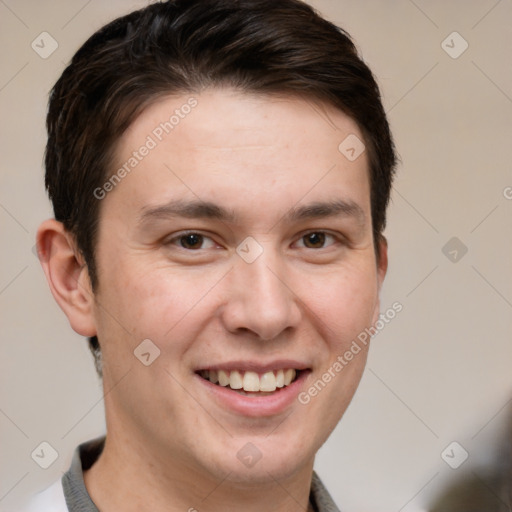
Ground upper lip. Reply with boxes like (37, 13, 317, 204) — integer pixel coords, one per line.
(195, 360, 310, 373)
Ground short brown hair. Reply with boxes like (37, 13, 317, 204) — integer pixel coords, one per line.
(45, 0, 396, 373)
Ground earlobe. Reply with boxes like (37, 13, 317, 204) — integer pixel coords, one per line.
(36, 219, 97, 337)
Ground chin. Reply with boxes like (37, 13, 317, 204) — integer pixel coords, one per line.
(202, 434, 315, 485)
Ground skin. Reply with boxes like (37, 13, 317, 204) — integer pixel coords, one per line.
(37, 88, 387, 512)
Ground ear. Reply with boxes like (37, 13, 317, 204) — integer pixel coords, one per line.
(36, 219, 97, 337)
(376, 235, 388, 291)
(371, 235, 389, 325)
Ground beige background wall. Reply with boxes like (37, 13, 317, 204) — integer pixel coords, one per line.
(1, 1, 511, 510)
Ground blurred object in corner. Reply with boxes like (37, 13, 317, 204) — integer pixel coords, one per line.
(429, 406, 511, 511)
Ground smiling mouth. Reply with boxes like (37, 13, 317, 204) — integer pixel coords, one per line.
(197, 369, 302, 396)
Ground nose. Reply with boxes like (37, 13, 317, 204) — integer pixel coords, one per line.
(219, 247, 302, 341)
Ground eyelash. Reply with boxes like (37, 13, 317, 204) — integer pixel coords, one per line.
(165, 230, 341, 251)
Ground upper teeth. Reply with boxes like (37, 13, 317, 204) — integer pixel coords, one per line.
(202, 369, 297, 392)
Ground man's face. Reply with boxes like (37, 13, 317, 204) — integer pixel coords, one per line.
(90, 89, 386, 481)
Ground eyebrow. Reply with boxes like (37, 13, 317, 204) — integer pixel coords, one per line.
(137, 198, 365, 226)
(284, 199, 365, 225)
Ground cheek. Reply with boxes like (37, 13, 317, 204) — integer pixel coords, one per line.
(95, 259, 226, 346)
(295, 262, 378, 434)
(296, 260, 379, 347)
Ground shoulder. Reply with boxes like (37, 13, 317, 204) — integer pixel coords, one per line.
(17, 479, 67, 512)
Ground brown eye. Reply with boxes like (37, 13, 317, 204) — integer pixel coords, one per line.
(166, 231, 217, 251)
(180, 233, 204, 249)
(302, 232, 326, 248)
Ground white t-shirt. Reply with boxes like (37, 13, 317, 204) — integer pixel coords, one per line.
(17, 479, 67, 512)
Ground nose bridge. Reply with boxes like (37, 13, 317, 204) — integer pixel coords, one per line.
(245, 253, 287, 304)
(222, 240, 301, 340)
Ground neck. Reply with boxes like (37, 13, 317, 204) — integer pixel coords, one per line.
(83, 433, 316, 512)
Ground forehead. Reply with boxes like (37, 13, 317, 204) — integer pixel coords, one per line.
(105, 88, 370, 227)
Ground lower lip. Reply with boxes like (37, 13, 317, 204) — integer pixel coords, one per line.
(195, 371, 310, 417)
